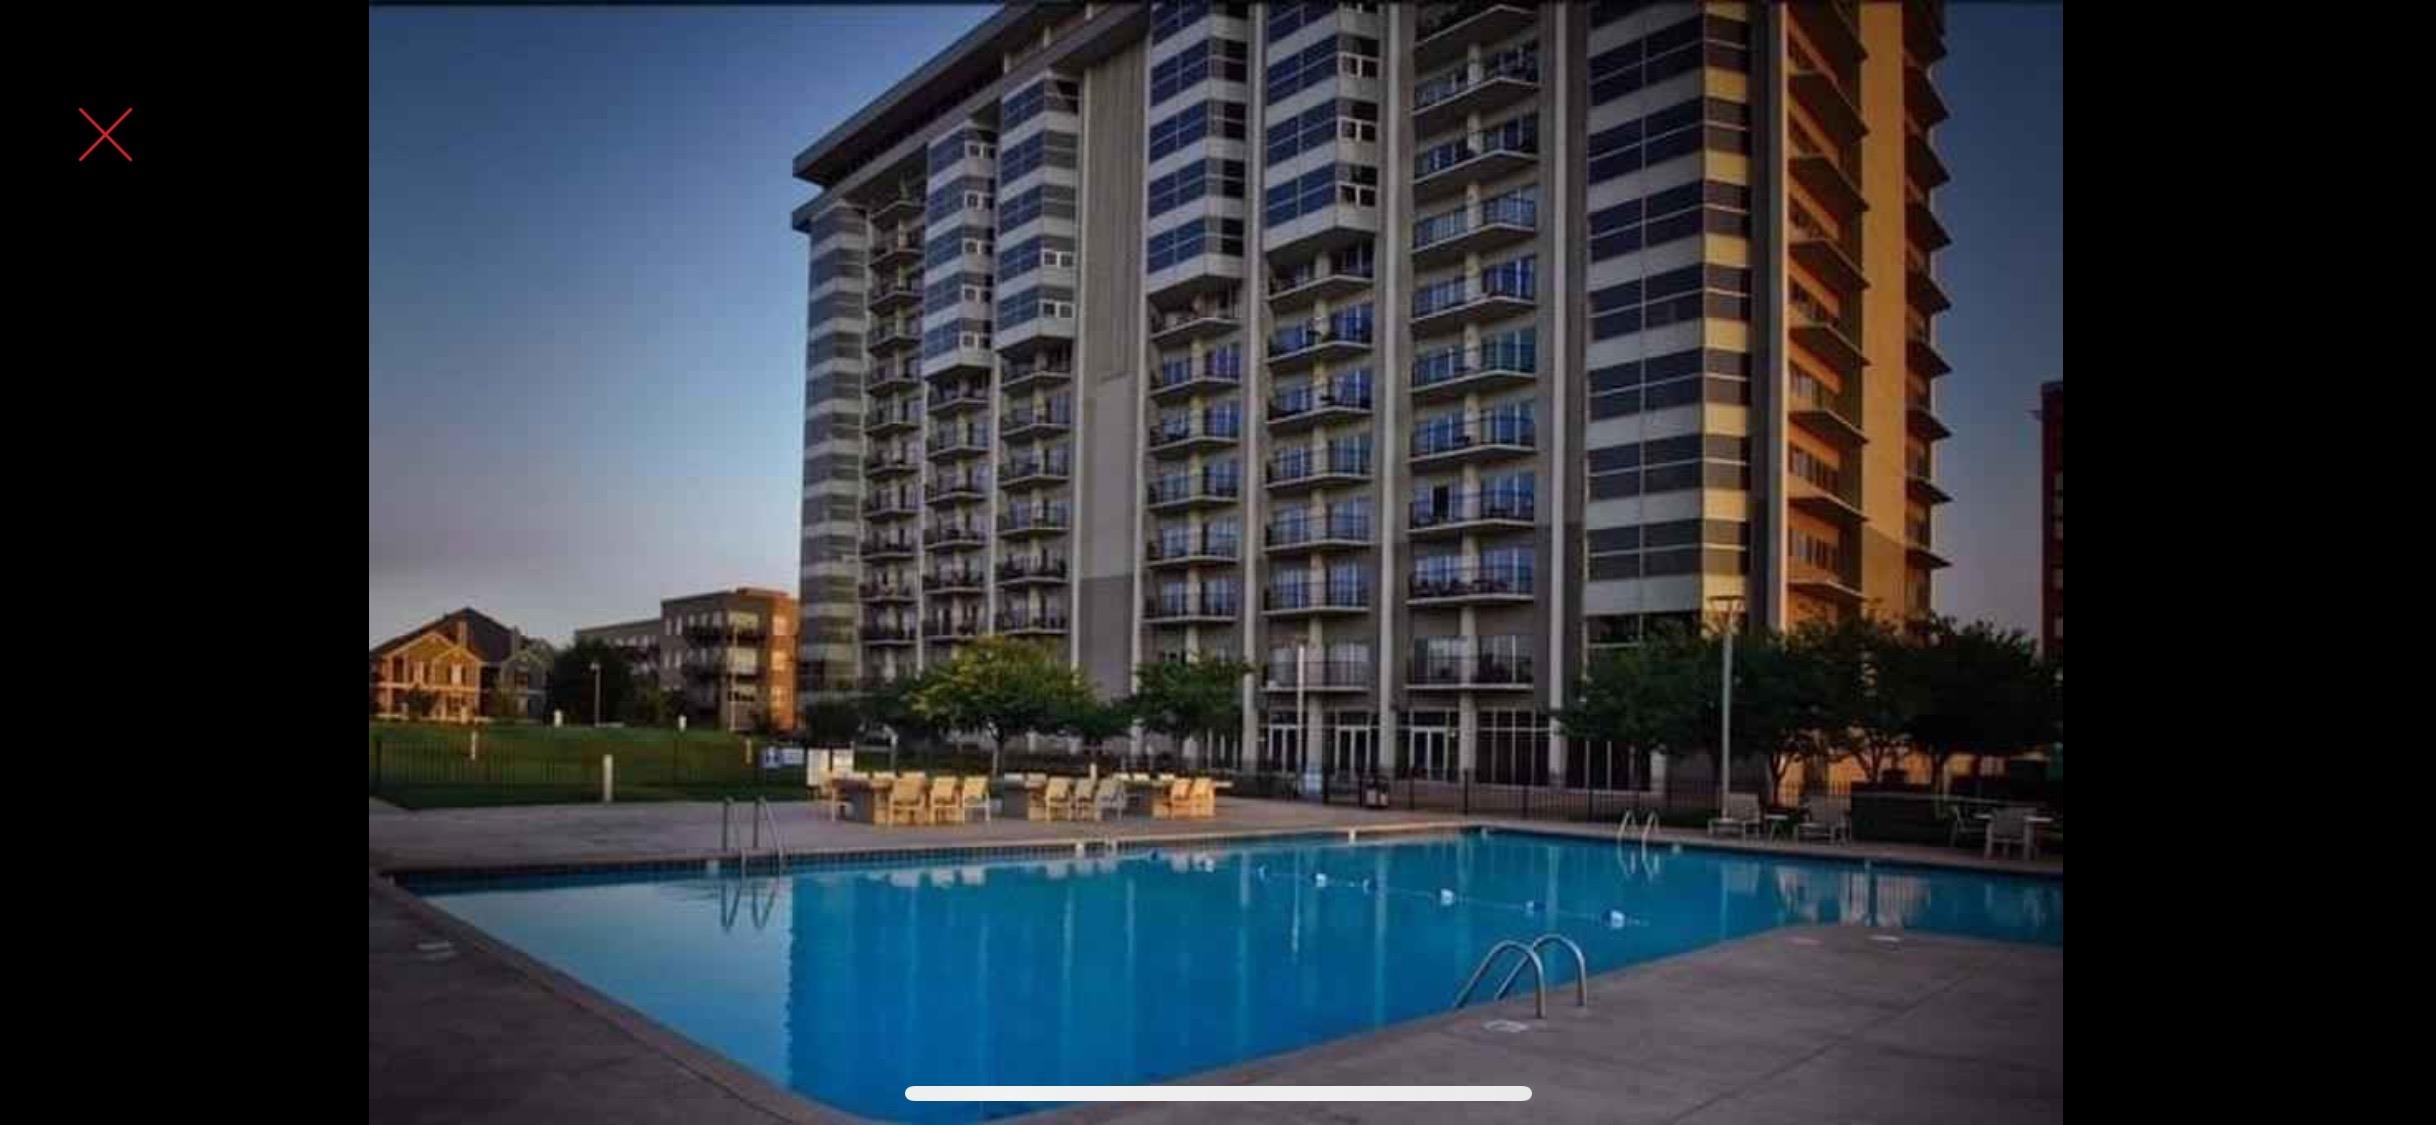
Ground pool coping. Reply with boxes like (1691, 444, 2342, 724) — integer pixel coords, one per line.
(373, 814, 2062, 1123)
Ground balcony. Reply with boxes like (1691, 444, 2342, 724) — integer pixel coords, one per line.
(922, 345, 995, 381)
(925, 477, 987, 506)
(997, 505, 1071, 538)
(1410, 412, 1537, 469)
(867, 402, 923, 437)
(1908, 265, 1951, 314)
(864, 449, 919, 479)
(926, 430, 991, 462)
(1907, 0, 1949, 62)
(866, 278, 921, 314)
(869, 231, 922, 268)
(1407, 565, 1535, 607)
(1908, 129, 1950, 191)
(1145, 536, 1241, 570)
(997, 555, 1070, 586)
(995, 314, 1074, 362)
(1789, 208, 1867, 297)
(1908, 330, 1953, 379)
(999, 402, 1072, 442)
(1000, 359, 1073, 395)
(1146, 474, 1243, 513)
(1148, 413, 1242, 455)
(1409, 491, 1535, 537)
(869, 319, 922, 354)
(1907, 536, 1952, 571)
(923, 569, 986, 595)
(1907, 465, 1952, 506)
(870, 192, 923, 224)
(1143, 593, 1240, 625)
(1411, 341, 1536, 403)
(1266, 318, 1374, 374)
(1262, 658, 1374, 693)
(1789, 374, 1866, 448)
(1406, 653, 1536, 691)
(1788, 472, 1867, 524)
(868, 364, 918, 394)
(1265, 448, 1372, 494)
(1265, 382, 1372, 433)
(998, 453, 1071, 489)
(1265, 513, 1373, 553)
(862, 493, 919, 519)
(860, 536, 916, 561)
(1149, 306, 1242, 349)
(1413, 2, 1537, 71)
(1411, 194, 1538, 270)
(1410, 272, 1537, 336)
(1788, 560, 1865, 607)
(861, 624, 917, 646)
(859, 581, 917, 605)
(1413, 48, 1540, 139)
(922, 525, 987, 551)
(1790, 0, 1867, 74)
(1907, 400, 1952, 441)
(1148, 359, 1242, 404)
(1261, 583, 1372, 618)
(1907, 64, 1950, 128)
(995, 607, 1069, 636)
(1412, 126, 1540, 205)
(1788, 50, 1866, 147)
(925, 619, 984, 641)
(1267, 264, 1375, 311)
(1908, 200, 1952, 251)
(929, 384, 991, 417)
(1789, 143, 1867, 222)
(1788, 291, 1866, 380)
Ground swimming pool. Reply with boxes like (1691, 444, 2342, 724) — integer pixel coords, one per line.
(411, 829, 2061, 1121)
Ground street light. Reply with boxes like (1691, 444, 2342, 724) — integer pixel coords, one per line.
(590, 660, 603, 727)
(1708, 595, 1745, 818)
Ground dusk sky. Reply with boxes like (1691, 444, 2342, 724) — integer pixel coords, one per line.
(369, 4, 2061, 648)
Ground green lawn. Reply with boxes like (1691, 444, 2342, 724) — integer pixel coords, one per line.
(368, 721, 812, 809)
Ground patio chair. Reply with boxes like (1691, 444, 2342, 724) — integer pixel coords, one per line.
(1707, 793, 1762, 838)
(1793, 796, 1851, 844)
(1024, 772, 1049, 788)
(958, 776, 991, 823)
(1188, 776, 1216, 818)
(811, 775, 850, 821)
(1152, 778, 1193, 819)
(1091, 776, 1128, 820)
(1985, 807, 2033, 859)
(886, 775, 931, 826)
(928, 776, 964, 824)
(1041, 776, 1074, 821)
(1947, 804, 1988, 850)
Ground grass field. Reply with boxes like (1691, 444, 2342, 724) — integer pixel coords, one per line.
(368, 721, 814, 809)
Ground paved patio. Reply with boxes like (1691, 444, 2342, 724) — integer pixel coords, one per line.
(369, 797, 2062, 1123)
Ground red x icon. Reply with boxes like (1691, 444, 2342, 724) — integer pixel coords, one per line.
(80, 107, 132, 162)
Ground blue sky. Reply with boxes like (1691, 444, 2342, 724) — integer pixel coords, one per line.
(369, 5, 2061, 647)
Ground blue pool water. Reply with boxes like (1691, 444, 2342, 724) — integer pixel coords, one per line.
(415, 830, 2060, 1120)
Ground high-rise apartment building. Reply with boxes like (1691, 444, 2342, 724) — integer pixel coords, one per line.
(2039, 379, 2061, 661)
(576, 587, 800, 732)
(793, 1, 1952, 784)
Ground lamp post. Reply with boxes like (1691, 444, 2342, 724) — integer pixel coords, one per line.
(590, 660, 603, 727)
(1709, 595, 1745, 817)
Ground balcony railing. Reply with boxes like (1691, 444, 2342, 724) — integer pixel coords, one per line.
(1149, 413, 1244, 449)
(1267, 445, 1373, 484)
(1267, 510, 1373, 548)
(1266, 380, 1373, 420)
(1263, 583, 1372, 612)
(922, 569, 987, 592)
(1144, 592, 1241, 620)
(1413, 122, 1538, 180)
(1407, 652, 1535, 686)
(994, 607, 1069, 632)
(999, 401, 1073, 435)
(998, 451, 1072, 482)
(1147, 534, 1241, 562)
(1267, 317, 1374, 359)
(1412, 411, 1537, 457)
(996, 555, 1069, 581)
(1412, 192, 1538, 252)
(1412, 268, 1536, 319)
(1414, 47, 1541, 112)
(929, 385, 991, 411)
(1265, 657, 1373, 689)
(1412, 338, 1536, 391)
(1409, 490, 1535, 529)
(1151, 358, 1245, 394)
(1147, 472, 1244, 506)
(1408, 563, 1535, 600)
(860, 536, 917, 556)
(858, 581, 917, 601)
(923, 525, 987, 547)
(997, 505, 1071, 534)
(924, 619, 984, 639)
(1267, 261, 1375, 299)
(861, 624, 917, 643)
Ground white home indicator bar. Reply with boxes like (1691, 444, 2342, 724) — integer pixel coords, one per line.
(906, 1086, 1532, 1103)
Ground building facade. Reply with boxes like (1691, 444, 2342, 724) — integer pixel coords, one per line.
(370, 607, 553, 723)
(792, 1, 1952, 782)
(576, 588, 800, 732)
(2039, 378, 2060, 661)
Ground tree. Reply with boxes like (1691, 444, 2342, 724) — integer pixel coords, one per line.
(1055, 695, 1135, 759)
(402, 687, 437, 721)
(1897, 616, 2054, 793)
(911, 637, 1097, 775)
(547, 641, 638, 726)
(1555, 623, 1711, 761)
(799, 699, 862, 748)
(859, 672, 939, 769)
(1731, 625, 1839, 808)
(1799, 615, 1915, 786)
(1129, 654, 1254, 767)
(485, 682, 526, 723)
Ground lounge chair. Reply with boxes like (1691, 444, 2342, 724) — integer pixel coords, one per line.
(886, 774, 931, 826)
(1152, 778, 1192, 819)
(958, 776, 991, 823)
(1707, 793, 1762, 838)
(1985, 807, 2032, 859)
(929, 776, 964, 824)
(1188, 776, 1216, 818)
(1793, 796, 1851, 844)
(1090, 776, 1127, 820)
(1041, 776, 1074, 821)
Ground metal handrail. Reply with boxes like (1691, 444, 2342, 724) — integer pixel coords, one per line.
(1495, 934, 1589, 1011)
(754, 797, 789, 873)
(1453, 939, 1548, 1019)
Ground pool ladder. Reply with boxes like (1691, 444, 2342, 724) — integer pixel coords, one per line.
(1452, 934, 1590, 1020)
(721, 797, 790, 878)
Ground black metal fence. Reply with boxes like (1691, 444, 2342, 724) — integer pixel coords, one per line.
(367, 730, 812, 807)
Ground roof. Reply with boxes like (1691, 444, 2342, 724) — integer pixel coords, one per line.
(370, 607, 525, 664)
(789, 5, 1044, 189)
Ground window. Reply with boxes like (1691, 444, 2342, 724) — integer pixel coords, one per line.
(1589, 13, 1749, 106)
(1151, 37, 1249, 106)
(1149, 99, 1248, 162)
(1590, 180, 1750, 261)
(1586, 97, 1750, 185)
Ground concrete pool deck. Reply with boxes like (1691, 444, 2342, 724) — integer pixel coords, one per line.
(368, 798, 2062, 1123)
